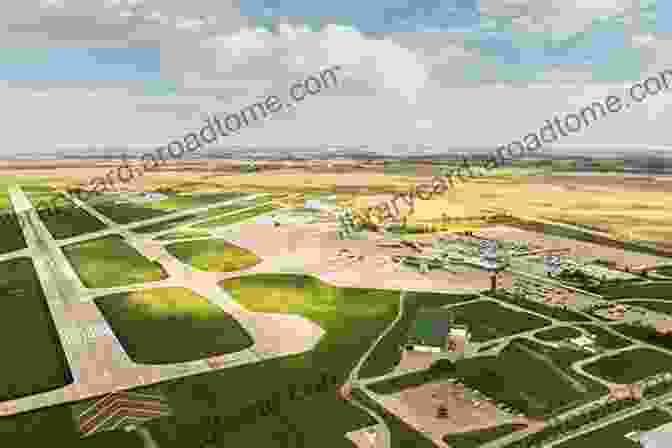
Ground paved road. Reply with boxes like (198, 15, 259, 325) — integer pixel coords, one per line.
(570, 344, 659, 388)
(345, 291, 408, 448)
(350, 291, 407, 384)
(9, 186, 87, 300)
(7, 185, 134, 384)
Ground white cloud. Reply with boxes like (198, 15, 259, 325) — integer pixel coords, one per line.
(175, 17, 205, 30)
(187, 24, 429, 104)
(479, 0, 637, 37)
(0, 0, 669, 154)
(632, 33, 655, 47)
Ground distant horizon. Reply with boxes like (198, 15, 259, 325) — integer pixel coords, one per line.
(4, 145, 672, 160)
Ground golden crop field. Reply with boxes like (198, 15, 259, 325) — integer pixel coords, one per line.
(12, 161, 672, 243)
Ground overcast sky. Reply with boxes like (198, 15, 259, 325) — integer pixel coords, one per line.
(1, 0, 670, 155)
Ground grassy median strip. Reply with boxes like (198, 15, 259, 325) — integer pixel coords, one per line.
(201, 195, 274, 217)
(91, 202, 170, 224)
(534, 326, 582, 341)
(146, 192, 248, 211)
(87, 192, 251, 224)
(135, 196, 273, 234)
(600, 281, 672, 299)
(552, 408, 672, 448)
(193, 203, 278, 228)
(154, 229, 212, 240)
(443, 423, 528, 448)
(131, 213, 199, 234)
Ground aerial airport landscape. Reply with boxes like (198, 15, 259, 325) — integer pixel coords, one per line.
(4, 156, 672, 448)
(4, 1, 672, 448)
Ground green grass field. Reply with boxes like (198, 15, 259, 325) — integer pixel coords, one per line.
(91, 202, 170, 224)
(0, 212, 26, 254)
(137, 195, 275, 235)
(367, 360, 458, 394)
(18, 184, 55, 193)
(124, 274, 403, 447)
(447, 300, 551, 342)
(154, 229, 212, 240)
(94, 288, 253, 364)
(147, 192, 248, 210)
(193, 203, 279, 228)
(443, 424, 527, 448)
(199, 393, 375, 448)
(165, 239, 261, 272)
(0, 194, 11, 209)
(0, 406, 84, 447)
(29, 193, 107, 239)
(217, 277, 400, 373)
(183, 389, 376, 448)
(582, 348, 672, 384)
(534, 326, 582, 341)
(0, 258, 72, 401)
(63, 235, 167, 287)
(0, 190, 27, 254)
(452, 338, 607, 418)
(0, 403, 147, 448)
(218, 274, 402, 376)
(654, 266, 672, 276)
(553, 408, 671, 448)
(199, 195, 274, 218)
(358, 291, 480, 379)
(612, 323, 672, 352)
(513, 337, 595, 370)
(131, 213, 199, 233)
(89, 192, 251, 224)
(215, 275, 404, 387)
